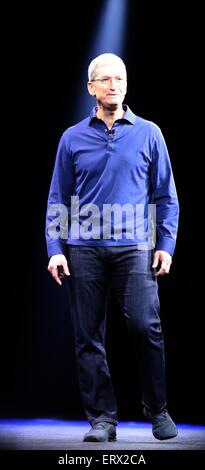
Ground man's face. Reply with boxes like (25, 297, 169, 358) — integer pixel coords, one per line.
(87, 62, 127, 109)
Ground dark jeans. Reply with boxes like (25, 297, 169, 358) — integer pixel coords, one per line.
(66, 245, 167, 426)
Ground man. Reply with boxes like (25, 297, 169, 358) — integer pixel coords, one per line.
(46, 53, 179, 442)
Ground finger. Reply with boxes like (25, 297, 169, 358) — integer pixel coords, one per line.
(52, 267, 62, 285)
(152, 255, 159, 268)
(62, 263, 70, 276)
(57, 264, 70, 279)
(49, 265, 62, 285)
(161, 260, 171, 272)
(155, 261, 171, 277)
(155, 267, 166, 277)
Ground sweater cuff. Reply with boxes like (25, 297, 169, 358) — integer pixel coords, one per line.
(47, 242, 66, 258)
(155, 237, 176, 256)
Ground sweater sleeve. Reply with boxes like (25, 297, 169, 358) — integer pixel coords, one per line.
(45, 133, 75, 257)
(150, 126, 179, 256)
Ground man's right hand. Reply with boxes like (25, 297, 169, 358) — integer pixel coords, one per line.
(47, 254, 70, 286)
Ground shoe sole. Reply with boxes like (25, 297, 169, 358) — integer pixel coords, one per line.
(153, 430, 178, 440)
(83, 434, 117, 442)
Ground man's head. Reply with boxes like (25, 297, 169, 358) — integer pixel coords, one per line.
(88, 53, 127, 82)
(87, 53, 127, 109)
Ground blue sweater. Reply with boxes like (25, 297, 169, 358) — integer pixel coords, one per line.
(46, 106, 179, 257)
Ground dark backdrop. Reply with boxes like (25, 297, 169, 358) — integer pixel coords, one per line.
(1, 2, 203, 424)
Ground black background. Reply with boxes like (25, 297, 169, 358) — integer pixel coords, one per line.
(1, 2, 203, 425)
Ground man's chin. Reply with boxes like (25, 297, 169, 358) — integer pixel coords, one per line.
(105, 101, 121, 111)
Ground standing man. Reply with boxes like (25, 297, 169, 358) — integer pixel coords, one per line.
(46, 53, 179, 442)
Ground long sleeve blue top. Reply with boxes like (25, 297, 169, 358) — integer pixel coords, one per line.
(46, 105, 179, 257)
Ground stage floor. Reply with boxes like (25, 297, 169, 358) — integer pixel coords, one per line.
(0, 419, 205, 450)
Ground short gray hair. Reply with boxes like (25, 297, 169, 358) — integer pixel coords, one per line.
(88, 53, 126, 81)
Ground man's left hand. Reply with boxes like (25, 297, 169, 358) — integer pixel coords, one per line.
(152, 250, 172, 277)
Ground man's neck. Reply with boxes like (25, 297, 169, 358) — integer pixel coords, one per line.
(96, 106, 124, 130)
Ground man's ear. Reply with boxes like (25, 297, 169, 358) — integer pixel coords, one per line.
(87, 81, 96, 96)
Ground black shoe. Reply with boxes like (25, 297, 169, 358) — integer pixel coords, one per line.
(143, 407, 178, 440)
(83, 422, 117, 442)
